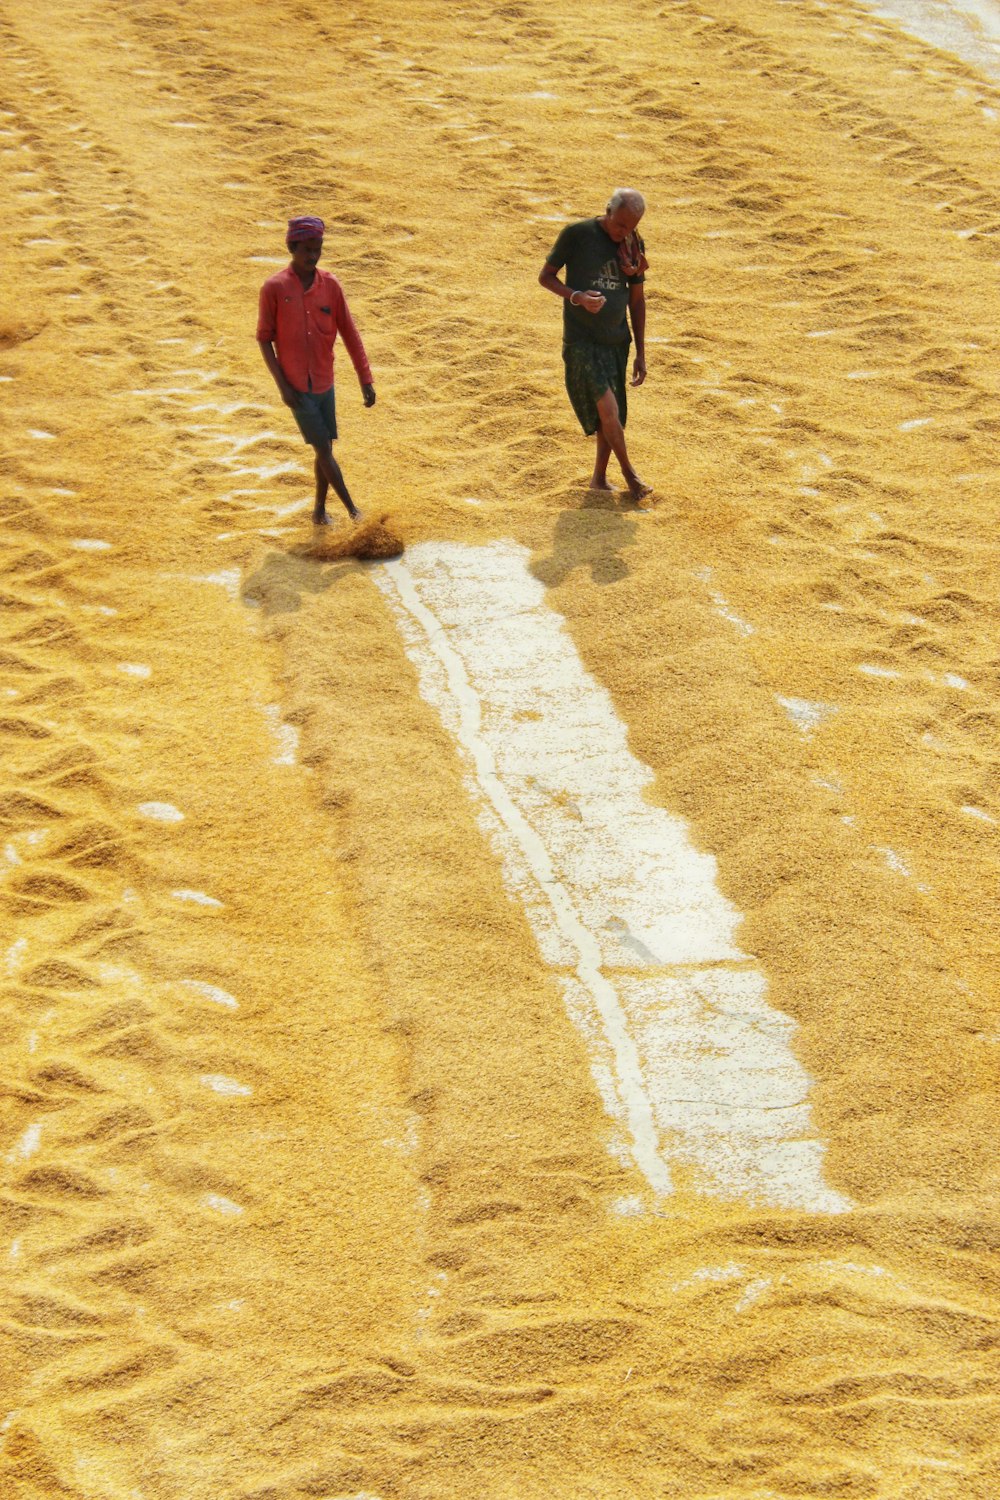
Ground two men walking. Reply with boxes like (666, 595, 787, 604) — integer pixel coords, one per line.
(257, 189, 651, 525)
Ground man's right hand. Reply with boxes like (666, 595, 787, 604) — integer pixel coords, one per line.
(280, 382, 300, 410)
(576, 291, 606, 314)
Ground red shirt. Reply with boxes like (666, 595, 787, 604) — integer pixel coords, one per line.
(256, 265, 372, 394)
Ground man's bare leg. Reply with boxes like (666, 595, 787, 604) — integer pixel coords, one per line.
(311, 441, 361, 525)
(590, 430, 614, 491)
(595, 387, 652, 502)
(313, 454, 330, 521)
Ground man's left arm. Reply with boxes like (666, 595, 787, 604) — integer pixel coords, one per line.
(335, 286, 376, 407)
(629, 282, 646, 387)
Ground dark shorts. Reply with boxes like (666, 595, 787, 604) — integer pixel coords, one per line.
(562, 339, 629, 437)
(291, 386, 337, 447)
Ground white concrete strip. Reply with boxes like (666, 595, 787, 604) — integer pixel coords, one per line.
(855, 0, 1000, 83)
(261, 704, 299, 765)
(200, 1074, 251, 1097)
(6, 1122, 41, 1164)
(179, 980, 238, 1009)
(776, 696, 838, 735)
(137, 801, 184, 823)
(202, 1194, 243, 1215)
(376, 541, 849, 1213)
(172, 889, 224, 908)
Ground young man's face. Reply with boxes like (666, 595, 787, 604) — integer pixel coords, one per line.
(290, 236, 323, 272)
(602, 206, 643, 243)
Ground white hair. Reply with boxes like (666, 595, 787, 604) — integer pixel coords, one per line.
(607, 187, 646, 216)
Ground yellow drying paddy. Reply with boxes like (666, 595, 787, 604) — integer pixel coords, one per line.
(1, 0, 998, 1496)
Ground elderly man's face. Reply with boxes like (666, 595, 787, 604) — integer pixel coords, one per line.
(603, 205, 643, 243)
(290, 236, 323, 271)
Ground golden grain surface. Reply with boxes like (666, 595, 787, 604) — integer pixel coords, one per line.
(1, 2, 998, 1496)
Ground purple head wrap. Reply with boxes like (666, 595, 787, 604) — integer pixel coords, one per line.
(286, 214, 325, 246)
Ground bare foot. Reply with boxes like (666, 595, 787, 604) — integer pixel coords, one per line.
(627, 477, 653, 503)
(589, 478, 615, 492)
(347, 507, 364, 524)
(312, 511, 331, 526)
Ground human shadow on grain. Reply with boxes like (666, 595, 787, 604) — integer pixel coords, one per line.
(242, 515, 404, 613)
(240, 551, 355, 615)
(531, 492, 640, 589)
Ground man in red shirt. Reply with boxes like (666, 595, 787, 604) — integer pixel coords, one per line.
(257, 214, 376, 525)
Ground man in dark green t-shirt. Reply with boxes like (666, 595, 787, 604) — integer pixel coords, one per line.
(539, 187, 651, 502)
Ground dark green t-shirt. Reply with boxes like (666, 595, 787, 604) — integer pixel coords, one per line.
(546, 218, 644, 347)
